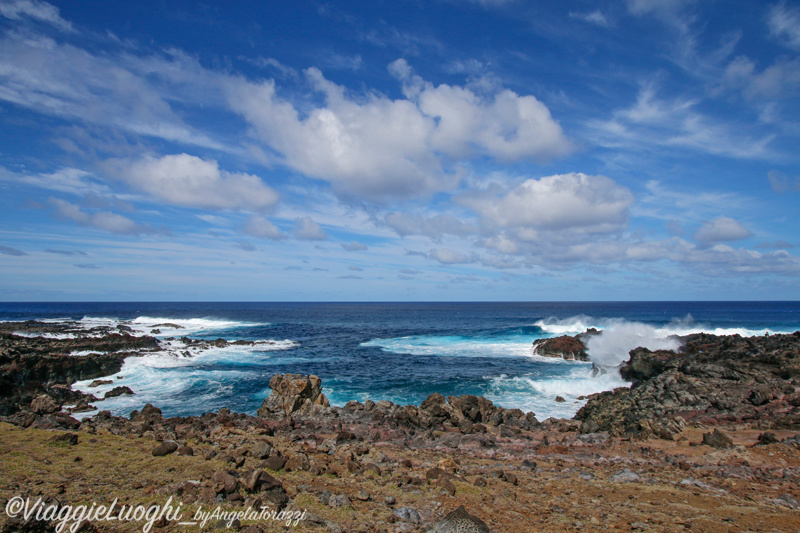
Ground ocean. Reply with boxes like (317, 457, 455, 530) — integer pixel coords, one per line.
(2, 301, 799, 421)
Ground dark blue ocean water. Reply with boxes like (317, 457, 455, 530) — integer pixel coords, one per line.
(1, 301, 799, 420)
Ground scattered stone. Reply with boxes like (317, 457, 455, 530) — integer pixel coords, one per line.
(211, 471, 238, 494)
(610, 469, 641, 483)
(249, 440, 272, 459)
(703, 429, 734, 449)
(262, 455, 286, 471)
(776, 494, 799, 509)
(176, 445, 193, 456)
(151, 441, 179, 457)
(437, 476, 457, 496)
(104, 386, 134, 399)
(756, 432, 779, 446)
(328, 494, 350, 508)
(30, 395, 60, 415)
(394, 507, 421, 524)
(431, 505, 490, 533)
(555, 396, 566, 403)
(49, 432, 79, 446)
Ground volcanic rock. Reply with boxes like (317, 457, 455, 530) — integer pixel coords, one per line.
(256, 374, 330, 418)
(152, 440, 179, 456)
(576, 332, 800, 437)
(431, 505, 490, 533)
(531, 329, 598, 361)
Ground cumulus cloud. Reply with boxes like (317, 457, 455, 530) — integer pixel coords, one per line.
(292, 217, 327, 240)
(694, 217, 752, 244)
(48, 197, 157, 235)
(460, 173, 634, 233)
(390, 59, 572, 162)
(243, 216, 285, 240)
(227, 60, 570, 200)
(341, 241, 368, 251)
(108, 154, 279, 212)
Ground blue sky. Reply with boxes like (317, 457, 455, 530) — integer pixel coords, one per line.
(0, 0, 798, 301)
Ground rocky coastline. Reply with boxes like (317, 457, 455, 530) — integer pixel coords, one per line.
(1, 321, 800, 532)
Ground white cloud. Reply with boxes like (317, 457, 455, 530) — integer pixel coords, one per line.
(460, 173, 634, 233)
(590, 84, 775, 159)
(569, 10, 610, 27)
(694, 217, 753, 244)
(426, 248, 476, 265)
(626, 0, 694, 31)
(768, 170, 800, 192)
(243, 216, 285, 240)
(384, 211, 476, 239)
(341, 241, 368, 251)
(746, 57, 800, 100)
(227, 60, 570, 200)
(391, 59, 572, 162)
(768, 1, 800, 50)
(108, 154, 279, 212)
(292, 217, 327, 240)
(0, 166, 110, 196)
(48, 197, 156, 235)
(0, 30, 229, 151)
(0, 0, 73, 32)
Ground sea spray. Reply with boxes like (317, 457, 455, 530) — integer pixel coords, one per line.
(585, 320, 682, 368)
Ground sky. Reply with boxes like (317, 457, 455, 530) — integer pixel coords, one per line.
(0, 0, 799, 301)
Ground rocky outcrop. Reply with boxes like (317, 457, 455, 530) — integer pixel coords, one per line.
(257, 374, 330, 417)
(531, 329, 599, 361)
(576, 332, 800, 438)
(0, 322, 159, 424)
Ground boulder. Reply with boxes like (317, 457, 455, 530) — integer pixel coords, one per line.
(103, 386, 133, 399)
(152, 441, 179, 457)
(256, 374, 330, 418)
(430, 506, 490, 533)
(30, 395, 60, 415)
(703, 428, 734, 449)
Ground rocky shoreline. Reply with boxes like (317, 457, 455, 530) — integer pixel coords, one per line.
(1, 321, 800, 532)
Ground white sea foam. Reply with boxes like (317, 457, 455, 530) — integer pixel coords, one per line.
(535, 314, 794, 368)
(536, 314, 790, 340)
(362, 334, 535, 358)
(485, 367, 628, 419)
(71, 338, 298, 418)
(11, 331, 79, 339)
